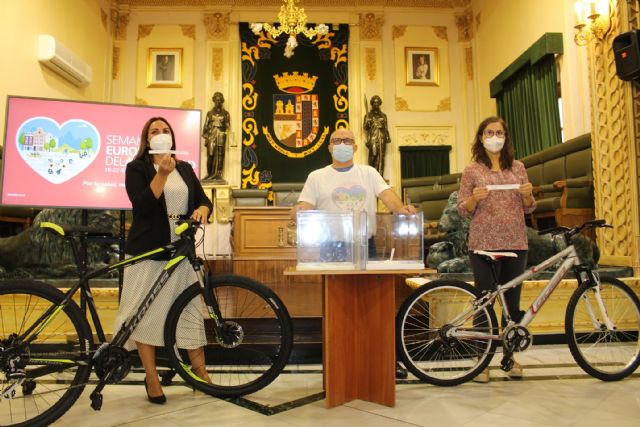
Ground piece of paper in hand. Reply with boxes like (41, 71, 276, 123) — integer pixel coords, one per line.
(148, 150, 189, 155)
(486, 184, 520, 191)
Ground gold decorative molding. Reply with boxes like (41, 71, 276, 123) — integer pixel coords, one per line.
(435, 96, 451, 112)
(112, 46, 120, 80)
(181, 98, 195, 109)
(365, 48, 376, 80)
(433, 26, 448, 41)
(433, 25, 449, 41)
(138, 24, 154, 39)
(112, 11, 129, 40)
(117, 1, 460, 8)
(135, 97, 148, 105)
(359, 13, 384, 41)
(181, 24, 196, 39)
(392, 25, 407, 40)
(465, 46, 473, 80)
(475, 11, 481, 29)
(395, 96, 410, 111)
(100, 8, 108, 31)
(204, 12, 230, 40)
(454, 8, 473, 42)
(590, 2, 635, 266)
(212, 47, 223, 80)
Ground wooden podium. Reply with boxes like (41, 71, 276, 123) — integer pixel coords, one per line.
(285, 268, 427, 408)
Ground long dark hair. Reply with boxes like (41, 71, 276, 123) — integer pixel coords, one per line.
(471, 116, 514, 170)
(133, 116, 176, 163)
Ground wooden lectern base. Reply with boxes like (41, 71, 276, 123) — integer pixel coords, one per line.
(323, 273, 396, 408)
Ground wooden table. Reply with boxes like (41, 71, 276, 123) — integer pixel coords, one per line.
(285, 268, 429, 408)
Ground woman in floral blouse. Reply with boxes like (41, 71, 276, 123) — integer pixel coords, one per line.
(457, 116, 536, 382)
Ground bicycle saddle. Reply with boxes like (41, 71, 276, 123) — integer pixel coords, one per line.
(473, 250, 517, 261)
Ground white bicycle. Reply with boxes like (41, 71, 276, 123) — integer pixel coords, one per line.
(396, 219, 640, 386)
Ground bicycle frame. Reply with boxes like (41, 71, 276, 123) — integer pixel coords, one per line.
(449, 243, 589, 340)
(19, 223, 225, 364)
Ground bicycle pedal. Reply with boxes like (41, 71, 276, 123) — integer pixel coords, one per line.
(89, 391, 103, 411)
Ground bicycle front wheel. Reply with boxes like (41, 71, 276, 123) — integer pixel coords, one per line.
(164, 274, 293, 397)
(0, 280, 93, 427)
(566, 276, 640, 381)
(397, 279, 498, 386)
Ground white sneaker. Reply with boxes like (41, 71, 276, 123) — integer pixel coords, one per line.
(473, 368, 490, 383)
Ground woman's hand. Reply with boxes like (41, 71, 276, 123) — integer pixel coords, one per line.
(191, 206, 210, 223)
(471, 186, 489, 202)
(157, 154, 175, 176)
(519, 183, 533, 198)
(519, 182, 534, 207)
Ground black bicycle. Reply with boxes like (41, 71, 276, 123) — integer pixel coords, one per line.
(0, 219, 293, 426)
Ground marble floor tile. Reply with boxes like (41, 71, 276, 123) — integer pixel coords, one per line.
(37, 345, 640, 427)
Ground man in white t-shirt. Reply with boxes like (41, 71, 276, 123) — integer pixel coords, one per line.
(291, 128, 415, 221)
(291, 127, 416, 379)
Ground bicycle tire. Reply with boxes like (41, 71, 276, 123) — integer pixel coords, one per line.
(396, 279, 498, 386)
(565, 275, 640, 381)
(164, 274, 293, 397)
(0, 280, 93, 427)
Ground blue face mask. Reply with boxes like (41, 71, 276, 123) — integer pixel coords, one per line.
(332, 143, 354, 162)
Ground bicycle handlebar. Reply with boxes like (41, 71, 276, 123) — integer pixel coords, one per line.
(537, 219, 612, 238)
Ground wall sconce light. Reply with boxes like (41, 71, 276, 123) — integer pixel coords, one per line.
(574, 0, 612, 46)
(250, 0, 329, 58)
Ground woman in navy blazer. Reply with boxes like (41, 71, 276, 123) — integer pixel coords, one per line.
(115, 117, 213, 404)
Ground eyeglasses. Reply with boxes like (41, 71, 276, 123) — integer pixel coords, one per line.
(331, 138, 355, 145)
(482, 129, 505, 138)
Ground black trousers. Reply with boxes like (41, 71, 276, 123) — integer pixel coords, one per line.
(469, 250, 528, 328)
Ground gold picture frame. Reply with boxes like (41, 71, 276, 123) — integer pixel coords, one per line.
(147, 48, 182, 88)
(405, 47, 439, 86)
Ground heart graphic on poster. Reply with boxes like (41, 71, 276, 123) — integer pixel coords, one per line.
(331, 185, 366, 211)
(15, 117, 101, 184)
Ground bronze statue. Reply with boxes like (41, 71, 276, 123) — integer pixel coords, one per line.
(202, 92, 230, 181)
(363, 95, 391, 177)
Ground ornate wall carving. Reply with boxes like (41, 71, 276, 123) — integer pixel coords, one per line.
(392, 25, 406, 40)
(138, 24, 154, 39)
(359, 13, 384, 41)
(454, 8, 473, 41)
(135, 97, 148, 105)
(181, 24, 196, 39)
(589, 2, 635, 265)
(111, 10, 130, 40)
(112, 47, 120, 80)
(465, 46, 473, 80)
(365, 48, 376, 80)
(395, 96, 410, 111)
(181, 98, 195, 109)
(212, 47, 223, 80)
(204, 12, 230, 40)
(433, 26, 448, 41)
(117, 1, 461, 7)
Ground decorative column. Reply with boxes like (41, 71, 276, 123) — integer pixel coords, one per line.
(587, 0, 639, 273)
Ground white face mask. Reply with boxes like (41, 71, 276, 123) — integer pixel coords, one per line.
(482, 136, 505, 153)
(149, 133, 173, 151)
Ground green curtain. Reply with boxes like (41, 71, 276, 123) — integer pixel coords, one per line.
(400, 146, 451, 179)
(496, 55, 562, 158)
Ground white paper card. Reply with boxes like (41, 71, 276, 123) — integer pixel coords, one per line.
(148, 150, 189, 155)
(486, 184, 520, 191)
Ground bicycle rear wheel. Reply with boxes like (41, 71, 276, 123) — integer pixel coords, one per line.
(0, 280, 93, 427)
(566, 276, 640, 381)
(396, 279, 498, 386)
(164, 274, 293, 397)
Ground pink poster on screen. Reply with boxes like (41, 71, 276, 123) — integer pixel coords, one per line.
(1, 96, 201, 210)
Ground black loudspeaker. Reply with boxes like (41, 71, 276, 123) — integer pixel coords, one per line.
(613, 30, 640, 81)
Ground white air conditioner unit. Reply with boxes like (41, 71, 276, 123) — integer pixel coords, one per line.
(38, 35, 92, 87)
